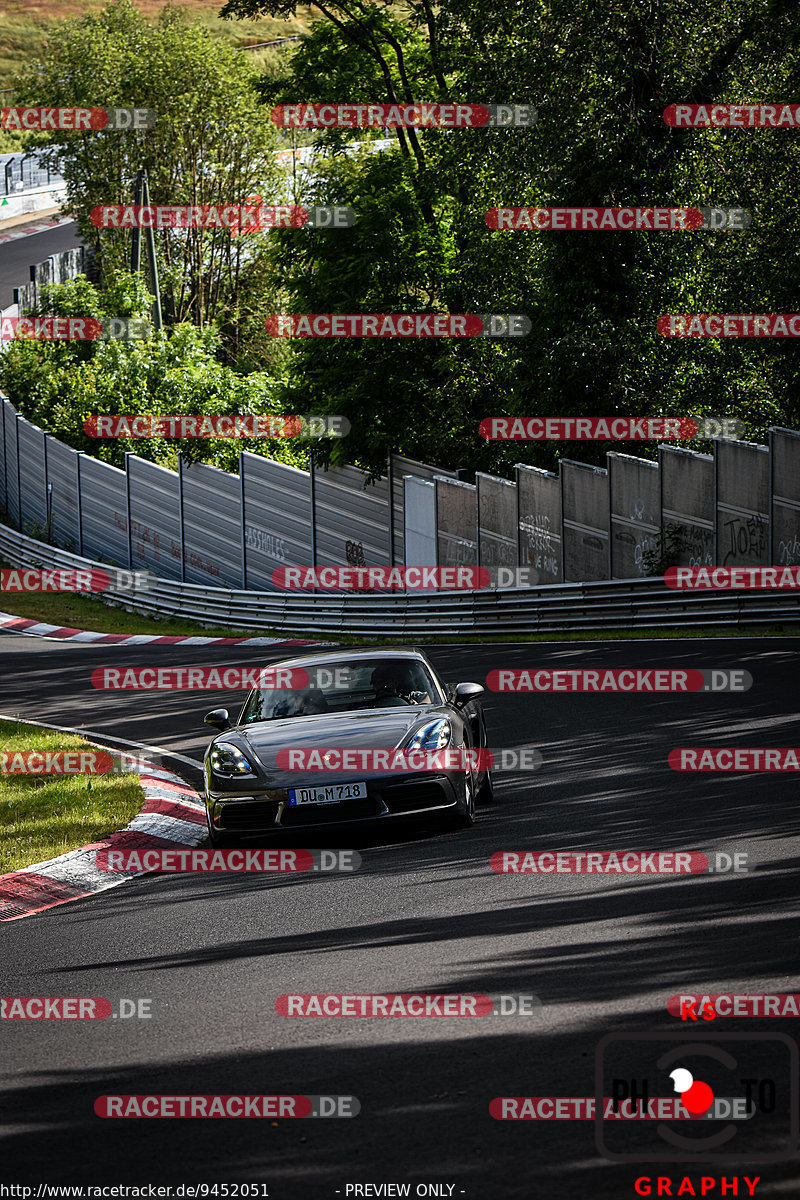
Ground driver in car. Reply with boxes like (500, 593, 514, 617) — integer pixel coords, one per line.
(371, 663, 431, 706)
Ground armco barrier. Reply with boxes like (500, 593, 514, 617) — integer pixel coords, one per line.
(1, 521, 799, 636)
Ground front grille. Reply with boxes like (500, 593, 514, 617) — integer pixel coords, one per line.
(218, 800, 280, 830)
(279, 797, 383, 826)
(379, 780, 452, 814)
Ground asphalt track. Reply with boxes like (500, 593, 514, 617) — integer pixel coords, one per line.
(0, 221, 82, 308)
(1, 634, 800, 1198)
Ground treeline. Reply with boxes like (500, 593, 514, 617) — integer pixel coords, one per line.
(4, 0, 800, 478)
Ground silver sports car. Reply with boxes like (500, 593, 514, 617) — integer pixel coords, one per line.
(202, 647, 493, 842)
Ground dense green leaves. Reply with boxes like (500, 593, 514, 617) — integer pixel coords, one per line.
(12, 0, 286, 344)
(0, 275, 308, 473)
(252, 0, 800, 474)
(8, 0, 800, 478)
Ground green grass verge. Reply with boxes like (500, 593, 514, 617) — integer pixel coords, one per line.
(0, 2, 316, 98)
(0, 717, 144, 873)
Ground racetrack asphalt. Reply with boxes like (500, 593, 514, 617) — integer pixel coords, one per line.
(1, 634, 799, 1197)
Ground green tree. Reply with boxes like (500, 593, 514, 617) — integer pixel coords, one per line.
(0, 275, 309, 474)
(12, 0, 287, 350)
(232, 0, 800, 476)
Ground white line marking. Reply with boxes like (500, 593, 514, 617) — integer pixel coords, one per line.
(0, 713, 204, 770)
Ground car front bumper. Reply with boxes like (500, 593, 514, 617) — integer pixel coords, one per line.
(205, 773, 461, 836)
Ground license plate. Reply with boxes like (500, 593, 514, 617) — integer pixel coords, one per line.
(288, 781, 368, 806)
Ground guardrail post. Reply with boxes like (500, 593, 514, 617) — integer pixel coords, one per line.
(15, 414, 22, 531)
(178, 451, 186, 582)
(476, 472, 482, 572)
(0, 399, 6, 515)
(387, 452, 396, 565)
(124, 452, 133, 569)
(310, 450, 317, 567)
(76, 452, 84, 555)
(43, 432, 50, 543)
(239, 449, 247, 589)
(131, 170, 143, 273)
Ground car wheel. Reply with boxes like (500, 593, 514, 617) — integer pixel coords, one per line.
(454, 769, 476, 827)
(477, 769, 495, 805)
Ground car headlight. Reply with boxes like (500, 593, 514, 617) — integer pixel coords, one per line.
(209, 741, 256, 776)
(406, 719, 452, 751)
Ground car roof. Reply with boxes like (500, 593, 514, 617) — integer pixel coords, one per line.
(262, 646, 433, 672)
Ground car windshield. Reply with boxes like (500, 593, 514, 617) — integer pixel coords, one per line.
(240, 658, 440, 722)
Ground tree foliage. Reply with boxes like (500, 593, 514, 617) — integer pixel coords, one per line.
(12, 0, 286, 350)
(230, 0, 800, 475)
(0, 275, 309, 473)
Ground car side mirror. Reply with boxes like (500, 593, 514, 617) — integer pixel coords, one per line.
(204, 708, 230, 731)
(453, 682, 484, 707)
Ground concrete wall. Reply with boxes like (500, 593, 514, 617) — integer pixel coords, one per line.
(516, 464, 563, 584)
(659, 445, 715, 568)
(435, 476, 477, 570)
(770, 429, 800, 569)
(608, 453, 660, 578)
(127, 456, 182, 580)
(477, 473, 517, 571)
(241, 453, 311, 591)
(561, 460, 609, 582)
(716, 439, 769, 567)
(404, 476, 437, 567)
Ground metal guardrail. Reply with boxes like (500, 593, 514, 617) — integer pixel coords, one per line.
(1, 521, 799, 637)
(0, 150, 63, 196)
(239, 37, 304, 49)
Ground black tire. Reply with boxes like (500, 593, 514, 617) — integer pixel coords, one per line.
(477, 769, 495, 805)
(453, 770, 477, 827)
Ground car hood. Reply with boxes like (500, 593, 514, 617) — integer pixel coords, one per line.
(231, 704, 454, 781)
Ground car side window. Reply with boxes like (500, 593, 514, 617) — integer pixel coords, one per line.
(242, 691, 262, 723)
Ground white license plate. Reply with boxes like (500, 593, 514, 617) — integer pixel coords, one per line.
(288, 781, 368, 806)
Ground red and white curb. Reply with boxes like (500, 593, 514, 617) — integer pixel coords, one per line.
(0, 612, 331, 647)
(0, 750, 208, 921)
(0, 215, 73, 245)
